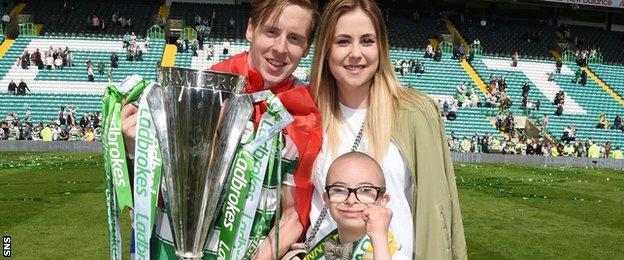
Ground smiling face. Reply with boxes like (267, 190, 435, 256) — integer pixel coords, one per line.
(324, 152, 388, 231)
(327, 8, 379, 94)
(245, 4, 313, 88)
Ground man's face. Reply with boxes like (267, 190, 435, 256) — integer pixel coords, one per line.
(245, 4, 312, 88)
(324, 156, 388, 231)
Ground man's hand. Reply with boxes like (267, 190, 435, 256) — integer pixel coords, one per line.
(120, 103, 138, 156)
(362, 205, 392, 239)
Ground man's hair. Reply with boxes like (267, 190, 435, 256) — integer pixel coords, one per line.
(249, 0, 319, 45)
(327, 151, 386, 187)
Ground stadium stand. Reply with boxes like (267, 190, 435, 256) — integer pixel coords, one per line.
(168, 2, 249, 39)
(470, 56, 623, 149)
(565, 25, 624, 65)
(1, 0, 14, 17)
(0, 34, 164, 136)
(387, 11, 442, 49)
(22, 0, 160, 37)
(590, 64, 624, 97)
(454, 18, 559, 59)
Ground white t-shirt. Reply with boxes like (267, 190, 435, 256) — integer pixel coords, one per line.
(306, 103, 413, 259)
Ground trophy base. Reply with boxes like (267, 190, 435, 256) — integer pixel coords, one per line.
(175, 251, 203, 259)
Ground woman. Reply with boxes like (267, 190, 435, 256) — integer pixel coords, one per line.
(307, 0, 466, 259)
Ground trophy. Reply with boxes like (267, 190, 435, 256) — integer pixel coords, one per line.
(146, 68, 253, 259)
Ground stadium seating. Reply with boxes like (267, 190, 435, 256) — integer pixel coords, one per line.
(386, 11, 442, 49)
(589, 64, 624, 97)
(23, 0, 160, 37)
(470, 56, 624, 148)
(0, 0, 14, 17)
(0, 35, 164, 124)
(0, 92, 101, 123)
(169, 2, 248, 39)
(567, 25, 624, 65)
(455, 19, 558, 59)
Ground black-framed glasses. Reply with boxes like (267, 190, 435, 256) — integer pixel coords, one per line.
(325, 185, 386, 204)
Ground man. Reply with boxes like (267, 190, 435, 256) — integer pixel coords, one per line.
(120, 1, 321, 258)
(79, 113, 90, 130)
(7, 80, 17, 95)
(17, 80, 30, 95)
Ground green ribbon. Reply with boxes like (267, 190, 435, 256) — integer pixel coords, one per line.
(101, 78, 150, 259)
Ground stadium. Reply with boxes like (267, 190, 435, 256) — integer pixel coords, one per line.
(0, 0, 623, 259)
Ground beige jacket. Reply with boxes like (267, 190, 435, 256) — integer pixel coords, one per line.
(392, 89, 467, 260)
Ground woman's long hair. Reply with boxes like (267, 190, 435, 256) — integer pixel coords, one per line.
(309, 0, 428, 162)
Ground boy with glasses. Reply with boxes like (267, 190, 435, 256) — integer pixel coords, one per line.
(307, 151, 407, 259)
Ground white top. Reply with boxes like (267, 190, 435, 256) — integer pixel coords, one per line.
(306, 103, 413, 259)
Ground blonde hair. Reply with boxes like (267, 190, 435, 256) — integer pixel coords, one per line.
(310, 0, 428, 162)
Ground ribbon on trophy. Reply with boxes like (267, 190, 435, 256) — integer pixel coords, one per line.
(132, 80, 163, 260)
(213, 91, 293, 260)
(101, 75, 161, 260)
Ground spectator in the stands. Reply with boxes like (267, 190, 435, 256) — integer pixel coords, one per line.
(222, 38, 230, 55)
(66, 51, 74, 67)
(130, 32, 137, 43)
(79, 113, 90, 131)
(579, 69, 587, 86)
(112, 11, 120, 25)
(7, 80, 16, 95)
(110, 52, 119, 68)
(521, 81, 530, 96)
(555, 58, 562, 74)
(2, 12, 9, 29)
(473, 39, 480, 46)
(228, 16, 236, 31)
(17, 80, 30, 95)
(144, 36, 150, 49)
(206, 44, 214, 61)
(194, 14, 202, 26)
(45, 54, 54, 70)
(457, 44, 465, 60)
(433, 47, 442, 62)
(33, 49, 43, 69)
(123, 16, 132, 28)
(20, 51, 30, 69)
(511, 51, 518, 67)
(191, 39, 199, 57)
(417, 60, 425, 74)
(613, 114, 623, 131)
(561, 124, 576, 143)
(425, 43, 434, 58)
(479, 18, 487, 29)
(87, 61, 95, 82)
(57, 106, 66, 126)
(54, 55, 63, 70)
(597, 112, 610, 129)
(19, 123, 32, 140)
(134, 45, 143, 61)
(97, 60, 105, 76)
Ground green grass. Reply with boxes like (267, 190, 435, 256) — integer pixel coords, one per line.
(1, 153, 623, 259)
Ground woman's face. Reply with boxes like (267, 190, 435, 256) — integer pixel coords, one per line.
(327, 8, 379, 92)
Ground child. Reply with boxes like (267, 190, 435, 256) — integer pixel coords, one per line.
(305, 151, 406, 259)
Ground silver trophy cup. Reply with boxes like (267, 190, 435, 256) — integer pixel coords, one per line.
(146, 68, 253, 259)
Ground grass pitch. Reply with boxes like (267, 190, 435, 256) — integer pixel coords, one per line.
(0, 152, 623, 259)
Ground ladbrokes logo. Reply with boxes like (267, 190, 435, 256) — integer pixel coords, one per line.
(3, 236, 10, 257)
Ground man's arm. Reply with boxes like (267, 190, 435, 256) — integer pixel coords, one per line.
(253, 185, 303, 260)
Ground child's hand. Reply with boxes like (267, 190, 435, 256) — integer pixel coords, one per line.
(362, 205, 392, 238)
